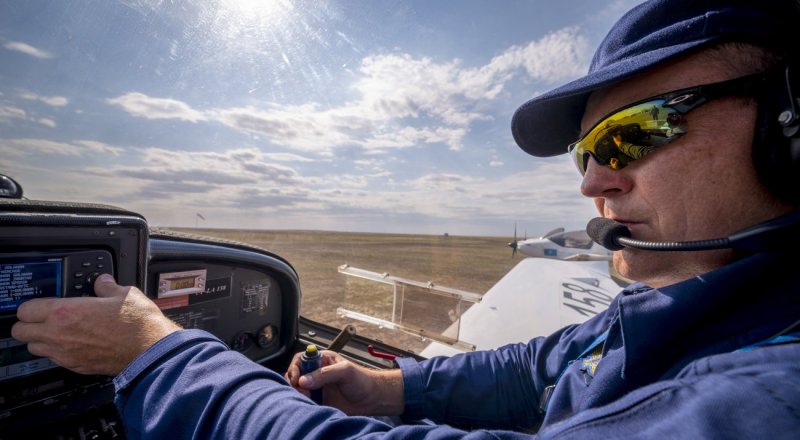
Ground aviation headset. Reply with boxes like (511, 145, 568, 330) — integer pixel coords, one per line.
(753, 55, 800, 203)
(752, 2, 800, 203)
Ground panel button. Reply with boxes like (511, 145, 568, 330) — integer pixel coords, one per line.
(85, 272, 101, 286)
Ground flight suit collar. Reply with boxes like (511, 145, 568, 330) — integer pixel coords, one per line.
(613, 253, 797, 385)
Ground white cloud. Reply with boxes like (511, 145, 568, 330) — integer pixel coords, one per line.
(0, 138, 126, 156)
(2, 95, 67, 128)
(37, 118, 56, 127)
(353, 158, 384, 167)
(0, 105, 27, 121)
(262, 152, 315, 162)
(380, 161, 591, 225)
(276, 159, 594, 234)
(107, 92, 206, 122)
(74, 140, 124, 156)
(3, 41, 53, 59)
(489, 27, 589, 82)
(47, 147, 313, 219)
(9, 139, 594, 234)
(317, 174, 371, 189)
(106, 147, 302, 187)
(20, 92, 69, 107)
(362, 126, 467, 152)
(489, 160, 504, 167)
(45, 96, 68, 107)
(353, 54, 491, 124)
(104, 26, 589, 155)
(409, 173, 475, 190)
(214, 103, 354, 152)
(1, 138, 84, 156)
(228, 186, 309, 209)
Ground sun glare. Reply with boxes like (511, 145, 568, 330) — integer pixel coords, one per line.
(211, 0, 295, 48)
(219, 0, 293, 21)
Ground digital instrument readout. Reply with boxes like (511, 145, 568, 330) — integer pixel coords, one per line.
(157, 269, 207, 298)
(169, 277, 197, 290)
(0, 258, 62, 313)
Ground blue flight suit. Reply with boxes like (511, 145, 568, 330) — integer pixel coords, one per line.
(114, 253, 800, 438)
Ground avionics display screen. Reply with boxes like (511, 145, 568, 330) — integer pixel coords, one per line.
(0, 258, 62, 314)
(170, 276, 197, 290)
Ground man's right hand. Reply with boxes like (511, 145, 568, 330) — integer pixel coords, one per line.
(285, 349, 404, 416)
(11, 274, 181, 376)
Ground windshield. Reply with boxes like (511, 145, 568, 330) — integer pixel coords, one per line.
(1, 0, 637, 355)
(548, 230, 595, 249)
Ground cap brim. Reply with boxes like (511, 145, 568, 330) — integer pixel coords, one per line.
(511, 39, 714, 157)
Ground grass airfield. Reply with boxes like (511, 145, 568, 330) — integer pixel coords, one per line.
(171, 228, 520, 353)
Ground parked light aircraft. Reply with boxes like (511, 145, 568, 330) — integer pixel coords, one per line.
(509, 226, 613, 261)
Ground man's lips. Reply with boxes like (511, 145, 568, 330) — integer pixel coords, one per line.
(608, 217, 641, 226)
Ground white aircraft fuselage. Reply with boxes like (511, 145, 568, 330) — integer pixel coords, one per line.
(512, 229, 611, 261)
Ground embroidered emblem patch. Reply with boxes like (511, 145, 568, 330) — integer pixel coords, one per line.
(579, 344, 603, 385)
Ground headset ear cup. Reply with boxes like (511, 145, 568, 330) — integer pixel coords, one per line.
(790, 135, 800, 174)
(752, 99, 785, 200)
(752, 66, 800, 203)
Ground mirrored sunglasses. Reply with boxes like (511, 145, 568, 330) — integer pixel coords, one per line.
(569, 71, 770, 175)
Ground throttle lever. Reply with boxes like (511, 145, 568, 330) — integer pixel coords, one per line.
(328, 324, 357, 352)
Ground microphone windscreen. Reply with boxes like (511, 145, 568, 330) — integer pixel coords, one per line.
(586, 217, 630, 251)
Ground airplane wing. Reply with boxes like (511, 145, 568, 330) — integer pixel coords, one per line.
(420, 258, 622, 358)
(563, 253, 612, 261)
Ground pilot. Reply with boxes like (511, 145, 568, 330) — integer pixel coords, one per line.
(11, 1, 800, 438)
(609, 125, 653, 161)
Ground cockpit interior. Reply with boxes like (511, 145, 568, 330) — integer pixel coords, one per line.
(0, 191, 413, 438)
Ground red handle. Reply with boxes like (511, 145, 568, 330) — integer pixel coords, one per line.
(367, 345, 397, 361)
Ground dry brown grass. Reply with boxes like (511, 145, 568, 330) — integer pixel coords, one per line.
(170, 228, 519, 353)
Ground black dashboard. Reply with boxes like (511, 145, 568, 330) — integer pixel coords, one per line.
(0, 201, 301, 438)
(147, 229, 299, 366)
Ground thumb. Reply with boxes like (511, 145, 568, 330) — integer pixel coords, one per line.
(93, 273, 127, 297)
(299, 361, 349, 391)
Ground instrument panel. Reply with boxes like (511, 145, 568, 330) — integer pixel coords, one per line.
(148, 233, 300, 364)
(0, 202, 300, 438)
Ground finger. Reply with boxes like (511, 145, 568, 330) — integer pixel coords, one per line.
(285, 364, 298, 385)
(299, 360, 350, 390)
(285, 352, 304, 386)
(26, 341, 51, 358)
(10, 321, 38, 343)
(16, 298, 56, 323)
(286, 364, 300, 386)
(321, 351, 341, 367)
(93, 274, 129, 298)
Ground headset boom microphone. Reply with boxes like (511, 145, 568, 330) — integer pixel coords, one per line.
(587, 210, 800, 252)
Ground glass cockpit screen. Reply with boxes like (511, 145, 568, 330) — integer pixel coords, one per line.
(0, 257, 63, 314)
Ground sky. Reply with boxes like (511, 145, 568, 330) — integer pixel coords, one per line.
(0, 0, 644, 236)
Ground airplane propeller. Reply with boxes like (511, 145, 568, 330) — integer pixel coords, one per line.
(508, 223, 518, 257)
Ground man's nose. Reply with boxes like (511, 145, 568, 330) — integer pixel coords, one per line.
(580, 158, 633, 198)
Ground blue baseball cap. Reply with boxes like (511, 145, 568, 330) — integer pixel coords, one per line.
(511, 0, 800, 157)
